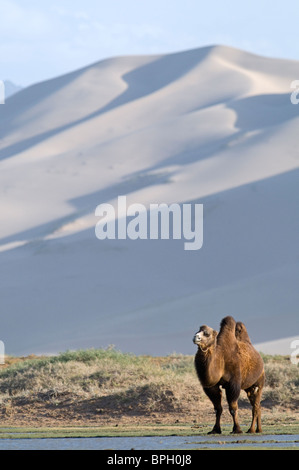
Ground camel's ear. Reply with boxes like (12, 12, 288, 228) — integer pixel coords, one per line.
(213, 330, 218, 338)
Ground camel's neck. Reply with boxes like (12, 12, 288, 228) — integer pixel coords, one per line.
(195, 344, 223, 387)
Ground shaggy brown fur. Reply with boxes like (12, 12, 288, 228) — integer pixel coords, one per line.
(193, 316, 264, 434)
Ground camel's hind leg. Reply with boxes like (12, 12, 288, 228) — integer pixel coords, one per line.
(203, 385, 223, 434)
(245, 372, 265, 433)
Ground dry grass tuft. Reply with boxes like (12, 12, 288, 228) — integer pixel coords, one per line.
(0, 349, 297, 426)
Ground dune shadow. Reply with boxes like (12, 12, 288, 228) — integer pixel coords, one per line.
(123, 92, 299, 175)
(0, 66, 91, 130)
(228, 93, 299, 131)
(0, 48, 212, 162)
(70, 170, 173, 211)
(132, 132, 243, 174)
(0, 170, 172, 246)
(97, 47, 212, 114)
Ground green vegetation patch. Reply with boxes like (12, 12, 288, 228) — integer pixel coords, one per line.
(0, 422, 298, 440)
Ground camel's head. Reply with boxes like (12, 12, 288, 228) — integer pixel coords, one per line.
(193, 325, 217, 351)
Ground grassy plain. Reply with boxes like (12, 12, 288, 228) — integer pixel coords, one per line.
(0, 348, 297, 437)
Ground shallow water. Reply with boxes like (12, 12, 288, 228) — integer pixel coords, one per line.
(0, 434, 298, 450)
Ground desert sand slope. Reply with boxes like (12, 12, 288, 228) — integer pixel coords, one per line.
(0, 45, 298, 355)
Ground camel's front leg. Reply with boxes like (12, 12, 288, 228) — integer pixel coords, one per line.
(225, 382, 242, 434)
(203, 385, 223, 434)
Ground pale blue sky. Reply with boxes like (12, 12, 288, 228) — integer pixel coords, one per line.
(0, 0, 298, 86)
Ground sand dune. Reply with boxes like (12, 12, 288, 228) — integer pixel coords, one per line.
(0, 45, 298, 356)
